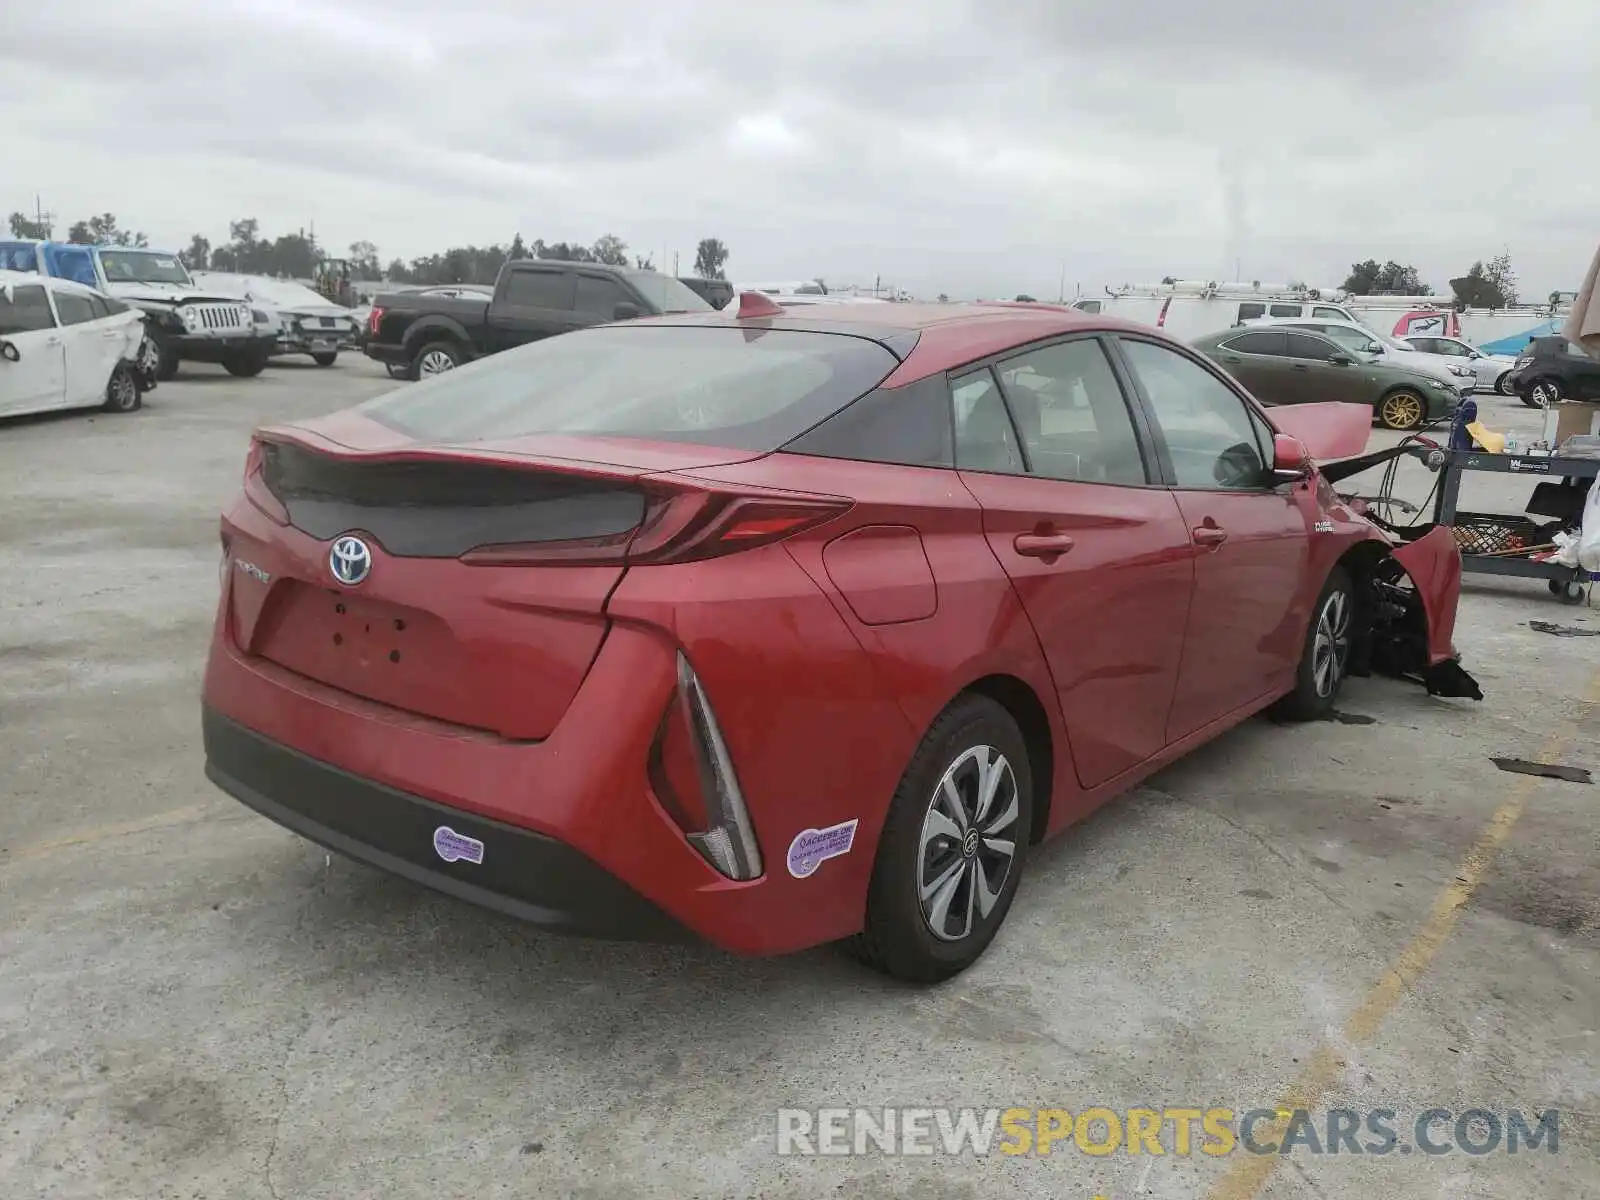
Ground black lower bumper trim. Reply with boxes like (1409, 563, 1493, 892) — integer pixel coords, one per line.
(363, 343, 408, 366)
(202, 707, 693, 942)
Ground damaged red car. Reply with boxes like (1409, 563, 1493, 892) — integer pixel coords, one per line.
(201, 296, 1480, 983)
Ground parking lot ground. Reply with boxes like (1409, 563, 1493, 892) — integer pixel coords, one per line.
(1, 364, 1596, 1200)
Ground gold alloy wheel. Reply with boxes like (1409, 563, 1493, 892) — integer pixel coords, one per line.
(1379, 390, 1424, 430)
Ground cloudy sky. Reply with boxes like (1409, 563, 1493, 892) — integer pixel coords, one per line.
(5, 0, 1597, 300)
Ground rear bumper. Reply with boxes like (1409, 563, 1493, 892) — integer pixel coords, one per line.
(363, 342, 409, 367)
(203, 705, 693, 941)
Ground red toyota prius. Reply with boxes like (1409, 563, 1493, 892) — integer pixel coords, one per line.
(202, 296, 1477, 982)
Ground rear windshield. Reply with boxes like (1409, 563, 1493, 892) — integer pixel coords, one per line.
(625, 273, 713, 313)
(361, 324, 900, 450)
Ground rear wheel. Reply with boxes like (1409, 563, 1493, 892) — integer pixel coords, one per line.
(1377, 389, 1426, 431)
(412, 341, 463, 379)
(1271, 566, 1353, 721)
(311, 351, 338, 367)
(102, 362, 142, 413)
(1528, 379, 1563, 407)
(844, 694, 1033, 983)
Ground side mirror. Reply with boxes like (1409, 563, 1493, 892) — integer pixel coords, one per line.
(1328, 352, 1353, 366)
(1272, 433, 1311, 482)
(0, 340, 18, 363)
(1365, 343, 1384, 354)
(612, 302, 641, 321)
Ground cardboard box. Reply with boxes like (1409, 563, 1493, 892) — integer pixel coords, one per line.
(1553, 401, 1600, 449)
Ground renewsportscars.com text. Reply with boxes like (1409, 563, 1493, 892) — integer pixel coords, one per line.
(775, 1106, 1560, 1158)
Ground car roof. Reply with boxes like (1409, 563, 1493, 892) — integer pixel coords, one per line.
(637, 301, 1168, 382)
(0, 268, 99, 296)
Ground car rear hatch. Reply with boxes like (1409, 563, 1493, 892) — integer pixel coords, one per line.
(232, 428, 763, 741)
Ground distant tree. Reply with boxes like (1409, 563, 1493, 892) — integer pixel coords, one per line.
(537, 241, 595, 262)
(1450, 256, 1518, 310)
(634, 253, 655, 271)
(64, 213, 147, 247)
(937, 292, 950, 303)
(180, 234, 210, 271)
(385, 258, 412, 283)
(270, 233, 318, 279)
(1014, 294, 1036, 302)
(508, 233, 528, 261)
(591, 234, 629, 267)
(209, 246, 237, 272)
(693, 237, 729, 280)
(67, 221, 93, 244)
(1484, 252, 1518, 307)
(1342, 259, 1429, 296)
(7, 212, 50, 239)
(347, 240, 381, 278)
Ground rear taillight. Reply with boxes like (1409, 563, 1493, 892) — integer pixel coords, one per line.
(368, 306, 384, 337)
(647, 652, 763, 880)
(242, 438, 289, 524)
(459, 490, 850, 567)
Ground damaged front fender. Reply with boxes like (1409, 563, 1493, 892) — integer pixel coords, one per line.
(1362, 524, 1482, 700)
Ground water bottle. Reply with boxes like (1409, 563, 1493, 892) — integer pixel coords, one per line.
(1505, 431, 1521, 455)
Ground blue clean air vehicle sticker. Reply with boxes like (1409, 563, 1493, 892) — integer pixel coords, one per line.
(786, 820, 859, 878)
(433, 826, 485, 865)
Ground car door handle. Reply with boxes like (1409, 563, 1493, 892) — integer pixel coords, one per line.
(44, 336, 61, 346)
(1013, 532, 1075, 559)
(1191, 525, 1228, 548)
(102, 329, 121, 338)
(1290, 363, 1309, 371)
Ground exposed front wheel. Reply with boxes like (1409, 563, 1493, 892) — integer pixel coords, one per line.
(222, 349, 268, 378)
(148, 326, 179, 381)
(1377, 389, 1426, 431)
(1271, 566, 1353, 721)
(844, 694, 1033, 983)
(102, 362, 143, 413)
(1495, 371, 1515, 397)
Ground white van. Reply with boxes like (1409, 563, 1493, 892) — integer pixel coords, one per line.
(1073, 282, 1365, 341)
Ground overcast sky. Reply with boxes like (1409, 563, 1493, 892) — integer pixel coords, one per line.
(5, 0, 1596, 300)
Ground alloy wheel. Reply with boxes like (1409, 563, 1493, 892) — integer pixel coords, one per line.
(1312, 589, 1351, 699)
(1531, 381, 1561, 406)
(113, 372, 137, 409)
(1380, 391, 1423, 430)
(1496, 372, 1514, 396)
(917, 745, 1021, 942)
(418, 350, 456, 377)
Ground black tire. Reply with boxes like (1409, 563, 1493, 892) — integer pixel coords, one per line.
(843, 694, 1034, 983)
(222, 349, 268, 378)
(148, 325, 179, 381)
(311, 351, 338, 367)
(102, 362, 143, 413)
(1271, 565, 1354, 721)
(1376, 389, 1426, 431)
(411, 340, 464, 380)
(1494, 371, 1515, 397)
(1527, 378, 1563, 408)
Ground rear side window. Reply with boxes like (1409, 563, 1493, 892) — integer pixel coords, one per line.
(1269, 303, 1301, 317)
(993, 339, 1148, 484)
(0, 284, 56, 333)
(1222, 330, 1287, 356)
(1312, 306, 1347, 319)
(784, 374, 953, 467)
(1237, 302, 1266, 322)
(362, 325, 900, 451)
(502, 269, 573, 310)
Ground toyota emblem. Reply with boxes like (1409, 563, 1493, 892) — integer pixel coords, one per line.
(329, 535, 372, 587)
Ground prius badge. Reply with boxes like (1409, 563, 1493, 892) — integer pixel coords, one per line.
(329, 535, 372, 586)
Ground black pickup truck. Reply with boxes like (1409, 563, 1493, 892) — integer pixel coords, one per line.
(363, 261, 713, 380)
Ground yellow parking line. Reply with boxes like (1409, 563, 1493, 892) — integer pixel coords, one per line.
(1207, 676, 1600, 1200)
(0, 803, 226, 863)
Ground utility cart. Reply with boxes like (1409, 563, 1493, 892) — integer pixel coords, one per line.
(1432, 449, 1598, 603)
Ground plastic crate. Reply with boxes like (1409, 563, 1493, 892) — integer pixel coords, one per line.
(1448, 514, 1548, 556)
